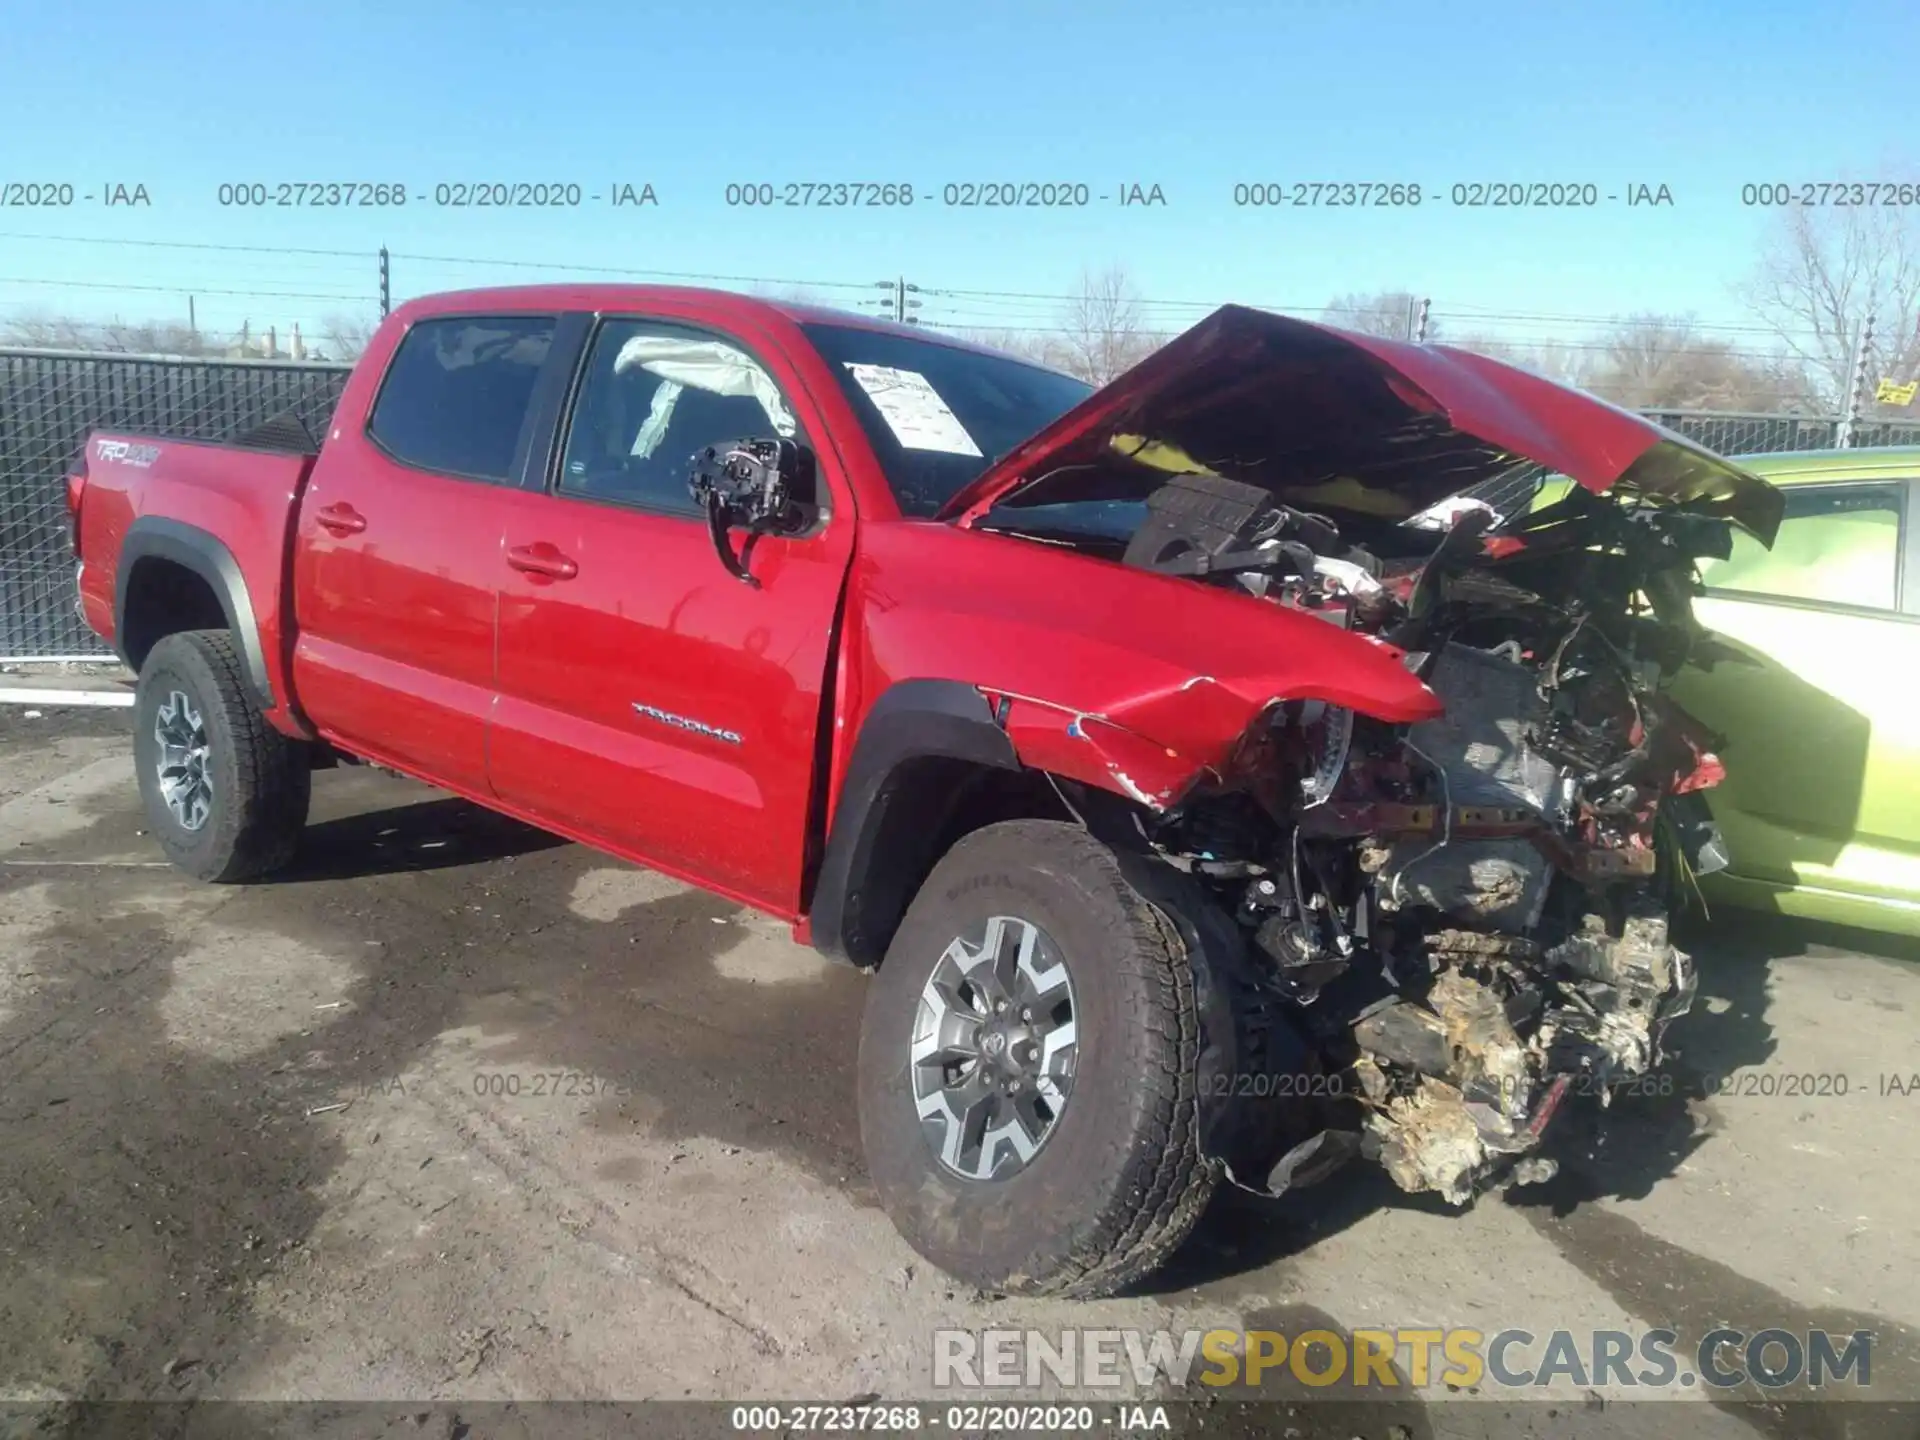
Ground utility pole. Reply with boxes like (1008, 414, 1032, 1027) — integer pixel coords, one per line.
(188, 295, 197, 337)
(378, 246, 391, 319)
(874, 276, 921, 323)
(1401, 296, 1433, 342)
(1838, 311, 1875, 449)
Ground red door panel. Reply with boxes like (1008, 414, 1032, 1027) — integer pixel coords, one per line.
(290, 456, 503, 794)
(488, 491, 847, 914)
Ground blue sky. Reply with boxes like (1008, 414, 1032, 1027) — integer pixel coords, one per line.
(3, 0, 1915, 347)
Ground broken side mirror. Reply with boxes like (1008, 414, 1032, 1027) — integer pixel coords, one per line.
(686, 436, 818, 588)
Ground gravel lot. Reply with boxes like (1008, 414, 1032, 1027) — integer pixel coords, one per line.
(2, 706, 1917, 1438)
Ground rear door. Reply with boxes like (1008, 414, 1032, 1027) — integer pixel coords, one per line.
(486, 313, 856, 914)
(291, 314, 558, 793)
(1670, 475, 1920, 906)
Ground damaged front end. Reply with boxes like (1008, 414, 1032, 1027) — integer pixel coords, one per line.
(936, 305, 1779, 1207)
(1345, 904, 1695, 1204)
(985, 468, 1749, 1207)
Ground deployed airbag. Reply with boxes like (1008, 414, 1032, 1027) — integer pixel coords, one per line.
(613, 334, 797, 438)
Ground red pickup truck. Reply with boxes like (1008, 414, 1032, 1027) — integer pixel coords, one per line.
(69, 286, 1782, 1298)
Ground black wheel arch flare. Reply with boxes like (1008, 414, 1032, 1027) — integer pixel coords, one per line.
(115, 515, 275, 709)
(806, 679, 1021, 968)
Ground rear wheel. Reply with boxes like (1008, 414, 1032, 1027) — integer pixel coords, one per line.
(133, 629, 310, 882)
(856, 820, 1217, 1298)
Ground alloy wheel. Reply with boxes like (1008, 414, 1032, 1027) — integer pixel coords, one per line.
(153, 689, 214, 831)
(911, 914, 1078, 1181)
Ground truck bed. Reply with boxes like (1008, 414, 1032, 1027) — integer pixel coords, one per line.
(74, 432, 321, 734)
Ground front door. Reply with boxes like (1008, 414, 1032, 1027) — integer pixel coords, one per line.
(487, 315, 855, 914)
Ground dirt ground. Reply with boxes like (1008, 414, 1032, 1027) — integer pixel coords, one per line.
(2, 706, 1918, 1439)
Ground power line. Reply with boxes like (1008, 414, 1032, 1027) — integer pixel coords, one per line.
(927, 289, 1840, 343)
(930, 295, 1837, 345)
(0, 231, 884, 296)
(925, 283, 1314, 312)
(0, 229, 1860, 346)
(16, 315, 350, 329)
(0, 276, 370, 301)
(1427, 300, 1798, 334)
(1425, 308, 1831, 340)
(916, 316, 1821, 362)
(0, 231, 370, 259)
(390, 250, 878, 293)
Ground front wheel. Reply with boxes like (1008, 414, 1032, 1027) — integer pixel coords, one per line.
(856, 820, 1217, 1298)
(133, 629, 311, 882)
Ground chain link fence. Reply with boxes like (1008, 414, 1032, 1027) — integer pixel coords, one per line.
(4, 350, 1920, 660)
(1644, 409, 1920, 455)
(0, 349, 350, 657)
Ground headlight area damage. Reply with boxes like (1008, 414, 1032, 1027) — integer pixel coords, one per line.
(941, 306, 1783, 1207)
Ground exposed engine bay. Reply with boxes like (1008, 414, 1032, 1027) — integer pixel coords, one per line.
(991, 469, 1741, 1205)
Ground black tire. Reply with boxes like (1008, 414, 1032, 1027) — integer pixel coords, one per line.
(856, 819, 1217, 1298)
(133, 629, 311, 882)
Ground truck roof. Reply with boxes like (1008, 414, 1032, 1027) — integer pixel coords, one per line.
(388, 283, 1016, 358)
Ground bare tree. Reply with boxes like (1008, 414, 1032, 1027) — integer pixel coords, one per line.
(318, 313, 378, 362)
(1, 311, 216, 355)
(946, 326, 1060, 367)
(0, 312, 83, 348)
(1449, 333, 1593, 388)
(1323, 290, 1434, 341)
(1742, 203, 1920, 412)
(1575, 314, 1815, 411)
(0, 311, 340, 361)
(747, 283, 831, 308)
(1048, 266, 1166, 385)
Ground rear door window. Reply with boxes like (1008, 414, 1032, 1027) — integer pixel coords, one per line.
(368, 316, 556, 482)
(1697, 482, 1905, 611)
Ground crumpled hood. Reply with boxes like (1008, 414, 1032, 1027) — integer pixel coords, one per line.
(936, 305, 1785, 545)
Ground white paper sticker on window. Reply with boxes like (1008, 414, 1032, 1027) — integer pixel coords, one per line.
(844, 364, 983, 457)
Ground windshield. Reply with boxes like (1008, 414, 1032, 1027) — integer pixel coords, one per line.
(801, 322, 1092, 517)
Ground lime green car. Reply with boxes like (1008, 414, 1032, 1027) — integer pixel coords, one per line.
(1658, 447, 1920, 936)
